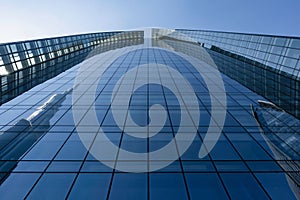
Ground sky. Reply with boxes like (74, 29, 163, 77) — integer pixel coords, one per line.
(0, 0, 299, 43)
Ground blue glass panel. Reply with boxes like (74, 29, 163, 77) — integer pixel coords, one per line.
(150, 173, 188, 200)
(255, 173, 297, 200)
(185, 173, 228, 199)
(181, 135, 210, 160)
(0, 173, 41, 199)
(46, 161, 81, 172)
(109, 173, 147, 200)
(247, 161, 282, 172)
(226, 133, 272, 160)
(27, 173, 76, 199)
(182, 161, 215, 172)
(121, 134, 147, 153)
(215, 161, 248, 172)
(221, 173, 269, 199)
(54, 133, 91, 160)
(68, 173, 111, 200)
(153, 161, 182, 172)
(205, 134, 240, 160)
(14, 161, 48, 172)
(22, 132, 70, 160)
(81, 161, 114, 172)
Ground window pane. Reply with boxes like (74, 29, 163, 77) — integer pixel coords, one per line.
(221, 173, 269, 199)
(27, 173, 76, 199)
(255, 173, 297, 200)
(185, 173, 228, 199)
(0, 173, 40, 199)
(68, 173, 111, 199)
(109, 173, 147, 200)
(150, 173, 188, 200)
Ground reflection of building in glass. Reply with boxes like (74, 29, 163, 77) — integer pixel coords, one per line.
(0, 28, 299, 199)
(252, 100, 300, 198)
(0, 88, 72, 183)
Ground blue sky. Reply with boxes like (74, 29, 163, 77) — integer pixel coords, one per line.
(0, 0, 299, 43)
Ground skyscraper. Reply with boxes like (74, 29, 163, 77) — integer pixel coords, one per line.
(0, 28, 299, 199)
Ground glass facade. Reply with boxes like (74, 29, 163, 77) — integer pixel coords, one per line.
(176, 29, 300, 118)
(0, 31, 143, 105)
(0, 29, 299, 199)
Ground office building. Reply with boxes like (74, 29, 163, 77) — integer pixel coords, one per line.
(0, 28, 299, 199)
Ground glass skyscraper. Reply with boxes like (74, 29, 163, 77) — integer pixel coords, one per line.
(0, 28, 299, 199)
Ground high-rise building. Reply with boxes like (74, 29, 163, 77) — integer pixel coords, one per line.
(0, 28, 299, 199)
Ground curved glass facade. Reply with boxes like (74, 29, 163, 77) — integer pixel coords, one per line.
(0, 31, 143, 105)
(176, 29, 300, 77)
(176, 29, 300, 118)
(0, 29, 299, 199)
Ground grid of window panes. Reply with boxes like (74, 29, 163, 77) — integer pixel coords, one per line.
(176, 29, 300, 78)
(0, 45, 298, 199)
(175, 30, 300, 119)
(0, 31, 143, 105)
(206, 46, 300, 119)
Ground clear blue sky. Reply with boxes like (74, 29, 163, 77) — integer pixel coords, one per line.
(0, 0, 299, 43)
